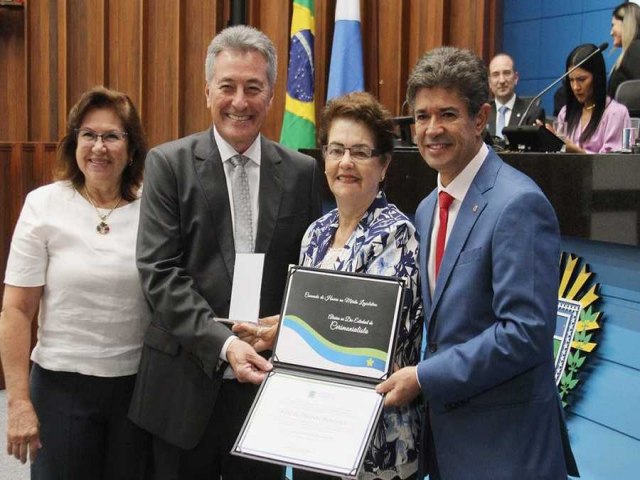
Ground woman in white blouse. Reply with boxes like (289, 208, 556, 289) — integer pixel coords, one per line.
(0, 86, 150, 479)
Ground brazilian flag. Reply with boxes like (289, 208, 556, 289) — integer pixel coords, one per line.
(280, 0, 316, 150)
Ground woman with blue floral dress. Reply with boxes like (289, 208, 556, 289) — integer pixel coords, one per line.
(234, 92, 423, 480)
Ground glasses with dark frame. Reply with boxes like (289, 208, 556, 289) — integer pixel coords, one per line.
(322, 143, 380, 163)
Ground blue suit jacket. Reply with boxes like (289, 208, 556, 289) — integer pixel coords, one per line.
(415, 148, 578, 479)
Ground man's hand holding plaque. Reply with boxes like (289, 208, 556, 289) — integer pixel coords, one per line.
(232, 315, 279, 353)
(231, 267, 406, 478)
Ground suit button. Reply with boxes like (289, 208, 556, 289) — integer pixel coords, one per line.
(428, 343, 437, 353)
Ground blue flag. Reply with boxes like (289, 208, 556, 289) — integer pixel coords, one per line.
(327, 0, 364, 100)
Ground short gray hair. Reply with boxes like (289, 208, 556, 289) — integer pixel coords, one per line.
(406, 46, 489, 116)
(205, 25, 277, 90)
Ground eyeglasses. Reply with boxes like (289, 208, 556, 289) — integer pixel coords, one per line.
(76, 128, 128, 145)
(322, 143, 380, 162)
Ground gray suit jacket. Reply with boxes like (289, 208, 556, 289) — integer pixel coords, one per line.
(488, 96, 545, 137)
(129, 128, 322, 449)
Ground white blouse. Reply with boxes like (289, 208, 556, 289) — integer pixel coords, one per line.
(4, 181, 150, 377)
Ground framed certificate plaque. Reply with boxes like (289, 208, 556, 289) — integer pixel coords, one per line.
(232, 266, 405, 478)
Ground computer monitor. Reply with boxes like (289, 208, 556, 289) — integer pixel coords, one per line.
(502, 125, 564, 152)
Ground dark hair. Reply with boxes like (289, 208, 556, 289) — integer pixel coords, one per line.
(406, 46, 489, 116)
(319, 91, 395, 162)
(55, 86, 147, 202)
(564, 44, 607, 144)
(612, 2, 640, 68)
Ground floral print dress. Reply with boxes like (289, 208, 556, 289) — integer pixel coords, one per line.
(299, 191, 424, 480)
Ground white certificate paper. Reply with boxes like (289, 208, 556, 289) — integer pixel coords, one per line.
(228, 253, 264, 323)
(235, 371, 383, 477)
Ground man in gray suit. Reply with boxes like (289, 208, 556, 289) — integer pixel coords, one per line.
(129, 25, 322, 479)
(487, 53, 545, 139)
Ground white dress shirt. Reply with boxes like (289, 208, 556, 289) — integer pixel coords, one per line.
(213, 127, 261, 247)
(212, 128, 263, 374)
(427, 143, 489, 297)
(494, 94, 517, 132)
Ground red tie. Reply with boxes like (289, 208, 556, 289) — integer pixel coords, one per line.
(435, 191, 454, 278)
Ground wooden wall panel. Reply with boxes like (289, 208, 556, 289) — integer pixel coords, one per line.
(374, 0, 410, 115)
(448, 0, 497, 57)
(108, 0, 143, 110)
(141, 0, 181, 147)
(0, 143, 56, 297)
(405, 0, 450, 109)
(0, 8, 27, 141)
(0, 0, 500, 146)
(56, 0, 69, 138)
(248, 0, 293, 142)
(448, 0, 475, 50)
(26, 1, 57, 141)
(65, 0, 106, 109)
(362, 0, 378, 97)
(487, 0, 502, 61)
(181, 0, 223, 136)
(0, 145, 9, 390)
(0, 146, 12, 308)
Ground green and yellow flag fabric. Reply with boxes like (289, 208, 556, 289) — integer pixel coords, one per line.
(280, 0, 316, 149)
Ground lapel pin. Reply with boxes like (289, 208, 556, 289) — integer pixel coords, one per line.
(472, 205, 479, 213)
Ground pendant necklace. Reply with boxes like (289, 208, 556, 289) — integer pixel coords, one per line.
(84, 188, 122, 235)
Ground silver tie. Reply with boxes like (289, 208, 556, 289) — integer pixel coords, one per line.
(229, 155, 254, 253)
(496, 104, 508, 139)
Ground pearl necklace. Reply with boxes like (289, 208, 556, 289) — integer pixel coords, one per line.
(84, 188, 122, 235)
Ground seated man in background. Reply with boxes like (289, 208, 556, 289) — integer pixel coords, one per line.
(487, 53, 545, 139)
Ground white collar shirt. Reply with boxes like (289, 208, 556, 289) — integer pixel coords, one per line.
(428, 143, 489, 297)
(213, 127, 262, 375)
(494, 94, 517, 129)
(213, 126, 261, 248)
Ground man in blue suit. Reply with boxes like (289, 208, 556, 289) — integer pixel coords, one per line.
(377, 47, 578, 479)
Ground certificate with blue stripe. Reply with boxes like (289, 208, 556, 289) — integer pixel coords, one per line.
(273, 267, 404, 380)
(233, 266, 405, 478)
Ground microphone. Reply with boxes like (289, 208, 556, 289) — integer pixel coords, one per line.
(516, 42, 609, 126)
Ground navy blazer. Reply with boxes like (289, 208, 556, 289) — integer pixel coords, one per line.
(415, 148, 578, 479)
